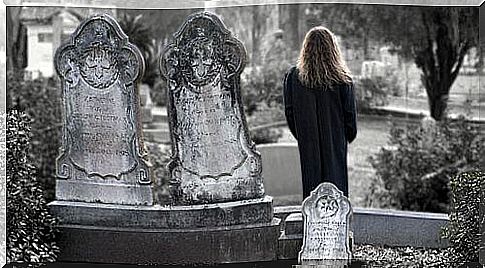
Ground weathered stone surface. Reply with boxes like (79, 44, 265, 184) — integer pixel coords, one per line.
(54, 218, 281, 265)
(161, 11, 264, 205)
(54, 14, 152, 205)
(299, 183, 352, 267)
(49, 196, 273, 229)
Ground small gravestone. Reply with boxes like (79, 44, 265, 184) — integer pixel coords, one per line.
(298, 183, 352, 267)
(161, 12, 264, 205)
(54, 14, 153, 205)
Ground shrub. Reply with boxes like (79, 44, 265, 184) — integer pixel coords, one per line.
(246, 103, 284, 144)
(151, 78, 168, 107)
(8, 72, 62, 202)
(442, 171, 484, 265)
(368, 116, 483, 213)
(354, 69, 401, 113)
(145, 142, 171, 205)
(6, 110, 59, 263)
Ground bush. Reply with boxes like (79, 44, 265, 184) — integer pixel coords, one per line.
(442, 171, 484, 264)
(151, 78, 168, 107)
(7, 110, 59, 263)
(368, 116, 483, 213)
(8, 72, 61, 202)
(145, 142, 171, 205)
(354, 69, 401, 113)
(246, 103, 284, 144)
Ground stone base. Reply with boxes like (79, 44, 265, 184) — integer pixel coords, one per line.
(49, 196, 274, 229)
(293, 261, 349, 268)
(55, 179, 153, 205)
(55, 218, 281, 265)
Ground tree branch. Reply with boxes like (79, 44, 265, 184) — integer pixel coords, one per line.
(421, 157, 467, 181)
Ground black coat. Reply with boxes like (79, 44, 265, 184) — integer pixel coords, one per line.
(283, 66, 357, 198)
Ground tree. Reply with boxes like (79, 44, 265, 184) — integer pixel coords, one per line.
(381, 6, 478, 121)
(6, 6, 27, 109)
(311, 4, 479, 121)
(118, 12, 158, 87)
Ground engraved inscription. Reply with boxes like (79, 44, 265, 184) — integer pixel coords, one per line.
(176, 89, 245, 177)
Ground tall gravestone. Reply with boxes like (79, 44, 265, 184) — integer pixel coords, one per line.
(299, 183, 352, 267)
(161, 11, 265, 205)
(54, 14, 153, 205)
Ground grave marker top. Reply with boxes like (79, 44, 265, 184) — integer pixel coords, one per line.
(161, 12, 265, 205)
(54, 14, 152, 205)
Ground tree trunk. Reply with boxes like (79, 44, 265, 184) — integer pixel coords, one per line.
(251, 5, 262, 66)
(288, 4, 300, 52)
(6, 7, 26, 72)
(417, 8, 468, 121)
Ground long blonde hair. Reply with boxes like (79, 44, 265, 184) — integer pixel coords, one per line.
(297, 26, 352, 89)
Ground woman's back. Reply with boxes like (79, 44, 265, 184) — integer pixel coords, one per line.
(283, 26, 357, 199)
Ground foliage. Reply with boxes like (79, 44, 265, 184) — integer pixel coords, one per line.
(118, 13, 159, 88)
(442, 171, 484, 264)
(239, 41, 290, 144)
(145, 142, 171, 205)
(7, 110, 59, 263)
(368, 116, 483, 213)
(151, 78, 168, 107)
(246, 103, 284, 144)
(354, 244, 453, 267)
(353, 71, 401, 112)
(8, 72, 62, 202)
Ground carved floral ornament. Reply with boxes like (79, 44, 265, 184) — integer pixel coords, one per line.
(55, 14, 143, 91)
(161, 12, 246, 93)
(302, 182, 352, 220)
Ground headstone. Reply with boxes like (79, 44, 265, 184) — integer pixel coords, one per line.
(161, 12, 265, 205)
(380, 46, 399, 66)
(361, 60, 385, 78)
(54, 14, 153, 205)
(298, 183, 352, 267)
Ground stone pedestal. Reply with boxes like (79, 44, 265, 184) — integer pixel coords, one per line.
(54, 218, 281, 265)
(49, 196, 281, 264)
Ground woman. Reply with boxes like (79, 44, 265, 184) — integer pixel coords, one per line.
(283, 26, 357, 199)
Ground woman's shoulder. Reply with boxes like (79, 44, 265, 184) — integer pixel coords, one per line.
(285, 65, 298, 77)
(335, 79, 354, 89)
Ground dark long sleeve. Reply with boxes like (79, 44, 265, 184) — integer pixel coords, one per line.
(343, 82, 357, 143)
(283, 68, 298, 140)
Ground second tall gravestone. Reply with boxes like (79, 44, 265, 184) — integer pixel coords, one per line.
(161, 12, 265, 205)
(54, 14, 153, 205)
